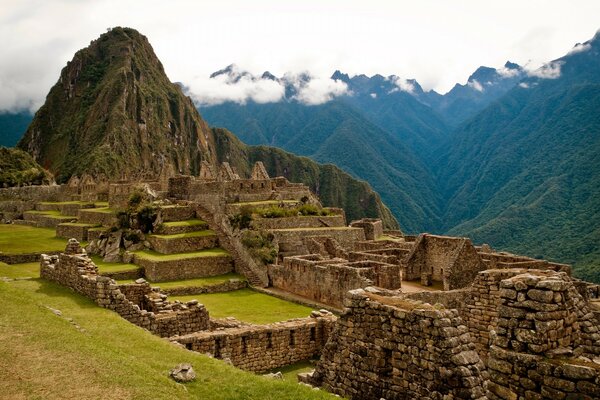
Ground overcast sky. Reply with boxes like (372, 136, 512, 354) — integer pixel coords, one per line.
(1, 0, 599, 112)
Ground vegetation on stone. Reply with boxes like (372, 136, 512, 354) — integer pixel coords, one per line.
(133, 248, 229, 261)
(118, 273, 245, 288)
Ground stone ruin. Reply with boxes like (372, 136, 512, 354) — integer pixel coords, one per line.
(1, 161, 599, 397)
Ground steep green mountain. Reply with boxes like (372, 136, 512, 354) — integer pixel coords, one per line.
(0, 147, 52, 187)
(15, 27, 397, 228)
(420, 62, 525, 128)
(0, 111, 33, 147)
(439, 34, 600, 280)
(201, 99, 441, 233)
(18, 27, 219, 182)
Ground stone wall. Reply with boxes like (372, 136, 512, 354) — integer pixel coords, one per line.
(146, 233, 219, 255)
(136, 254, 234, 282)
(56, 223, 94, 241)
(270, 227, 366, 251)
(40, 240, 210, 337)
(172, 312, 336, 373)
(161, 279, 247, 296)
(251, 215, 346, 230)
(486, 270, 600, 399)
(307, 287, 487, 400)
(269, 255, 401, 308)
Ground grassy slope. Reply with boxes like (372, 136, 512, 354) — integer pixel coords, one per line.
(171, 289, 315, 324)
(0, 279, 332, 399)
(133, 248, 229, 261)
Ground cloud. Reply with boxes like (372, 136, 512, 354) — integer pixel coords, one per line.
(518, 82, 529, 89)
(567, 42, 592, 55)
(389, 76, 416, 94)
(188, 69, 285, 106)
(290, 75, 349, 105)
(370, 92, 377, 98)
(467, 79, 484, 92)
(496, 67, 521, 78)
(526, 61, 563, 79)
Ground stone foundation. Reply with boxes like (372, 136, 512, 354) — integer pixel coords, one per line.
(172, 311, 335, 373)
(136, 254, 234, 282)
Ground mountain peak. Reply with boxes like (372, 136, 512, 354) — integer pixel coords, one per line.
(18, 27, 215, 181)
(331, 70, 350, 83)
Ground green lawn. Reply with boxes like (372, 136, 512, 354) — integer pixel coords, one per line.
(90, 256, 140, 274)
(0, 225, 68, 254)
(0, 261, 40, 279)
(149, 230, 215, 240)
(0, 279, 333, 399)
(271, 360, 316, 382)
(134, 248, 229, 261)
(82, 207, 117, 214)
(38, 201, 95, 206)
(24, 210, 62, 216)
(162, 219, 207, 228)
(118, 273, 245, 287)
(59, 222, 100, 227)
(171, 289, 315, 324)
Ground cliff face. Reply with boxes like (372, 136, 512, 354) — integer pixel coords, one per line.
(17, 27, 398, 228)
(19, 27, 216, 182)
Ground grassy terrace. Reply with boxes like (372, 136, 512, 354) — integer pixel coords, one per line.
(118, 273, 245, 287)
(90, 256, 140, 274)
(82, 207, 118, 214)
(133, 248, 229, 261)
(0, 279, 332, 399)
(162, 219, 207, 228)
(0, 225, 71, 254)
(0, 261, 40, 279)
(149, 230, 216, 239)
(271, 226, 358, 231)
(171, 289, 315, 324)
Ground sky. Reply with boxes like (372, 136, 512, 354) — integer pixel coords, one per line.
(1, 0, 599, 111)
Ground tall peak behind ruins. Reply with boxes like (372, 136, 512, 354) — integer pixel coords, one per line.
(18, 27, 217, 182)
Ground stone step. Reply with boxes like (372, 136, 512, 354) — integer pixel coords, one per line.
(146, 231, 219, 254)
(159, 205, 196, 222)
(78, 208, 117, 226)
(56, 222, 100, 241)
(133, 249, 234, 282)
(36, 201, 96, 216)
(23, 211, 78, 229)
(13, 219, 39, 227)
(154, 219, 209, 235)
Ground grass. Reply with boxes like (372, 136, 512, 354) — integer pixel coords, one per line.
(81, 207, 118, 214)
(117, 273, 245, 287)
(149, 230, 216, 240)
(171, 289, 315, 324)
(162, 219, 207, 227)
(0, 279, 333, 399)
(0, 261, 40, 279)
(133, 248, 229, 261)
(24, 210, 62, 216)
(90, 256, 140, 274)
(0, 225, 68, 254)
(270, 360, 316, 382)
(38, 201, 94, 206)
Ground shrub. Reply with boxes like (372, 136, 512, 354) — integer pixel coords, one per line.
(230, 206, 253, 230)
(241, 230, 277, 264)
